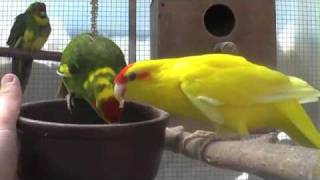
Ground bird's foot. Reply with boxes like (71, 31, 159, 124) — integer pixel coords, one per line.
(182, 130, 245, 160)
(182, 130, 216, 147)
(182, 130, 219, 160)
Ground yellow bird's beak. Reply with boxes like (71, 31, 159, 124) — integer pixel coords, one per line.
(114, 83, 125, 108)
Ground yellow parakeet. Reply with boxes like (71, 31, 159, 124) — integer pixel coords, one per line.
(114, 54, 320, 148)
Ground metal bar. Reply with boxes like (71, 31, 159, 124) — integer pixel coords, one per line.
(0, 47, 61, 62)
(91, 0, 98, 35)
(129, 0, 137, 63)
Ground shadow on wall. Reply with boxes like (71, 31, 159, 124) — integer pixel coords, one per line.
(0, 58, 61, 102)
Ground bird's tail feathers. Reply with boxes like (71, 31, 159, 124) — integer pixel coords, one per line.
(276, 100, 320, 148)
(11, 56, 33, 93)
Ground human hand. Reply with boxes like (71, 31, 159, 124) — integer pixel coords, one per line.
(0, 73, 22, 180)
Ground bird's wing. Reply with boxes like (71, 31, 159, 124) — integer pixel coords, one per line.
(181, 81, 225, 124)
(7, 13, 28, 48)
(180, 64, 320, 124)
(256, 76, 320, 104)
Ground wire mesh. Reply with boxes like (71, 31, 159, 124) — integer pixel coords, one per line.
(0, 0, 319, 180)
(136, 0, 151, 61)
(276, 0, 320, 127)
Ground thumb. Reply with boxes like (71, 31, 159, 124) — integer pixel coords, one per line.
(0, 74, 22, 130)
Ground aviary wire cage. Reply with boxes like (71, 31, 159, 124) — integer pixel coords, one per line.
(0, 0, 319, 180)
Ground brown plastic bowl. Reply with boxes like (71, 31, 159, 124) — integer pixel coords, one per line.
(17, 99, 169, 180)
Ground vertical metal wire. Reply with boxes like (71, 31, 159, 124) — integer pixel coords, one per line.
(129, 0, 137, 63)
(91, 0, 98, 35)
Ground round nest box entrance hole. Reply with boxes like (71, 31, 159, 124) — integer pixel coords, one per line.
(204, 4, 235, 37)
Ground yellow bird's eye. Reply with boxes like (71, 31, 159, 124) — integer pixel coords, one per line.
(127, 72, 137, 81)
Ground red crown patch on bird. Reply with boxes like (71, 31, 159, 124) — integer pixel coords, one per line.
(115, 64, 133, 84)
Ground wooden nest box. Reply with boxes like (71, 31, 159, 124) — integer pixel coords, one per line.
(150, 0, 276, 67)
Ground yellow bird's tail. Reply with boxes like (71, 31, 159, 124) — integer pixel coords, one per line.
(276, 100, 320, 148)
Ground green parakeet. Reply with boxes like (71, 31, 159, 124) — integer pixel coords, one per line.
(114, 54, 320, 148)
(7, 2, 51, 93)
(57, 33, 126, 123)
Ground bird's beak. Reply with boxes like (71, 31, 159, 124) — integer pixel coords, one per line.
(114, 83, 125, 108)
(40, 11, 47, 17)
(94, 92, 122, 124)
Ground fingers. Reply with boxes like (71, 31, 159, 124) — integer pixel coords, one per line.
(0, 73, 22, 130)
(0, 73, 21, 179)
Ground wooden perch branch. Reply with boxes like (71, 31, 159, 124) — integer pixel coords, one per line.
(165, 126, 320, 180)
(0, 47, 61, 62)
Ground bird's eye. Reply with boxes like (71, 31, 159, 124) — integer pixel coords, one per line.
(127, 72, 137, 81)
